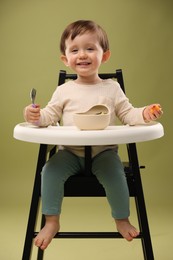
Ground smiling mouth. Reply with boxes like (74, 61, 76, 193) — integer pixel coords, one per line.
(77, 62, 91, 66)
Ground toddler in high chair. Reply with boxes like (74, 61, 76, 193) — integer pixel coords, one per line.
(24, 20, 163, 250)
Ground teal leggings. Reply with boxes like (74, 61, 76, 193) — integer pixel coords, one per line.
(41, 149, 130, 219)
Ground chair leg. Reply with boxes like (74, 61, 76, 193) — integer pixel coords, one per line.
(135, 180, 154, 260)
(129, 143, 154, 260)
(22, 144, 48, 260)
(37, 249, 44, 260)
(84, 146, 92, 175)
(23, 142, 154, 260)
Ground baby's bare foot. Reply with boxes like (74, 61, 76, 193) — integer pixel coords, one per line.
(34, 215, 60, 250)
(115, 218, 139, 241)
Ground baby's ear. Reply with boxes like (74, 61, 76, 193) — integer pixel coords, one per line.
(61, 55, 69, 66)
(102, 50, 111, 63)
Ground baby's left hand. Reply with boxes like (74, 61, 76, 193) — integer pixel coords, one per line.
(143, 104, 163, 122)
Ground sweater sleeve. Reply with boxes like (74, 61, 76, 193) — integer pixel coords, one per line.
(38, 87, 63, 126)
(114, 83, 146, 125)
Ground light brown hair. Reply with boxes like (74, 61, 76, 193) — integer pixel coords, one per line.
(60, 20, 109, 55)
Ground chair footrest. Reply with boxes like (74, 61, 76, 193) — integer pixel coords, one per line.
(34, 231, 142, 239)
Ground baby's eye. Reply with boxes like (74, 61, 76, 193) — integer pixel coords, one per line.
(71, 49, 78, 53)
(87, 47, 94, 51)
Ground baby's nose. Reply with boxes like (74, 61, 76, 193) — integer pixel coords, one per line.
(78, 50, 87, 58)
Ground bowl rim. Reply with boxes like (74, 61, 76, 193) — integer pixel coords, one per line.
(74, 104, 110, 116)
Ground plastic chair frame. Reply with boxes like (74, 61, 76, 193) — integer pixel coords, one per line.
(21, 69, 154, 260)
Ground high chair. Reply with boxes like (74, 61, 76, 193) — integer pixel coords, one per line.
(22, 69, 154, 260)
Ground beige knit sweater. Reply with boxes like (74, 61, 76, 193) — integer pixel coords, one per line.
(38, 79, 146, 157)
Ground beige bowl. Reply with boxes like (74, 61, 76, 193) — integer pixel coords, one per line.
(73, 104, 110, 130)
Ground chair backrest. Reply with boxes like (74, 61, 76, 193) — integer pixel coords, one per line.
(58, 69, 126, 93)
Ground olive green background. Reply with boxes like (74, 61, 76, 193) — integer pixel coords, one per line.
(0, 0, 172, 259)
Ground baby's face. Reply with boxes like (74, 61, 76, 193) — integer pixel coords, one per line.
(61, 32, 105, 78)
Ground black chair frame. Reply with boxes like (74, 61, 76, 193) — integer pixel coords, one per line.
(21, 69, 154, 260)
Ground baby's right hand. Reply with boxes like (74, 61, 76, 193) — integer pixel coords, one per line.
(24, 104, 41, 123)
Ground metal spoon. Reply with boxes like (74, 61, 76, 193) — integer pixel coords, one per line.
(30, 88, 37, 107)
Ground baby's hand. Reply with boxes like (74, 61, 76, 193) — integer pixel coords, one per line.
(24, 104, 41, 123)
(143, 104, 163, 122)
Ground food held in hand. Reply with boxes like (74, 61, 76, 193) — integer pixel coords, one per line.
(150, 105, 161, 114)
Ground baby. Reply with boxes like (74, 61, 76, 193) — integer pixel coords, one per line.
(24, 20, 162, 250)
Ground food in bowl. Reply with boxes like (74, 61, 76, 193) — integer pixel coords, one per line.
(73, 104, 110, 130)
